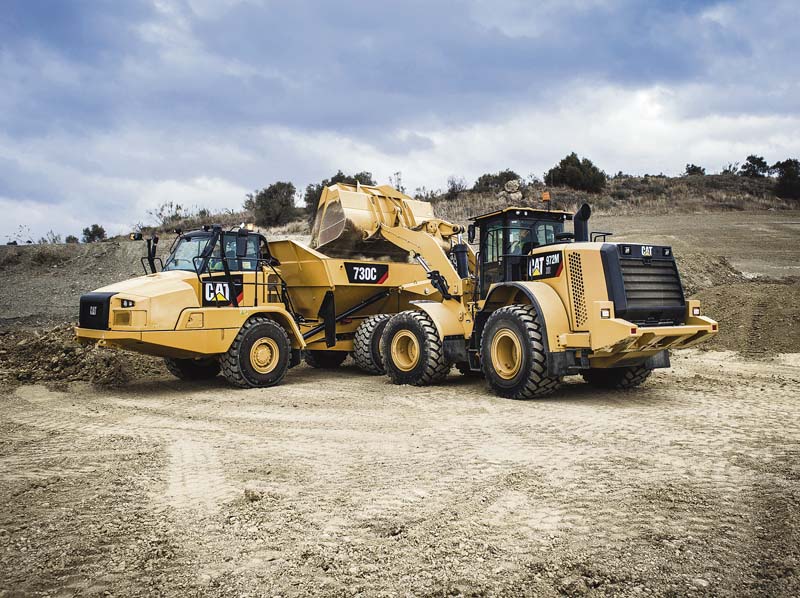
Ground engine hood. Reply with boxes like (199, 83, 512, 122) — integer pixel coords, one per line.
(93, 270, 199, 301)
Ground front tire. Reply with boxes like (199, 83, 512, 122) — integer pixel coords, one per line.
(304, 350, 348, 369)
(221, 316, 291, 388)
(381, 311, 451, 386)
(353, 314, 392, 374)
(582, 365, 652, 389)
(481, 304, 561, 399)
(163, 357, 220, 380)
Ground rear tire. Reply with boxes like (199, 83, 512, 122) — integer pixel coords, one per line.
(304, 350, 348, 369)
(353, 314, 392, 374)
(582, 365, 652, 389)
(381, 311, 451, 386)
(221, 316, 291, 388)
(481, 304, 561, 399)
(163, 357, 220, 380)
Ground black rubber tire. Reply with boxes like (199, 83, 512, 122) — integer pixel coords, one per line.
(582, 365, 652, 389)
(163, 357, 220, 380)
(381, 311, 451, 386)
(481, 304, 562, 399)
(456, 361, 484, 378)
(221, 316, 291, 388)
(304, 350, 348, 369)
(353, 314, 392, 374)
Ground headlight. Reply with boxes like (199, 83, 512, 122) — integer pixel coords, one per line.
(121, 299, 135, 308)
(692, 307, 701, 316)
(600, 308, 611, 319)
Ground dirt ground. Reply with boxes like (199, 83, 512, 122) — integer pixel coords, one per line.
(1, 353, 798, 597)
(1, 210, 799, 596)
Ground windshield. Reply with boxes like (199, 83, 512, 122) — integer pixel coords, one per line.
(505, 219, 564, 254)
(163, 233, 263, 272)
(163, 235, 212, 271)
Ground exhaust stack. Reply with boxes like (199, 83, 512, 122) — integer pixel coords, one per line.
(574, 203, 591, 242)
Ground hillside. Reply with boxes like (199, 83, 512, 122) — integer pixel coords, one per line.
(430, 174, 790, 225)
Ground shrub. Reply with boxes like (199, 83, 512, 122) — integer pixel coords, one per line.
(249, 182, 298, 227)
(720, 162, 739, 175)
(772, 159, 800, 200)
(684, 164, 706, 176)
(739, 155, 769, 178)
(545, 153, 606, 193)
(445, 176, 467, 200)
(304, 170, 375, 222)
(413, 186, 441, 201)
(65, 235, 79, 244)
(472, 169, 521, 193)
(82, 224, 107, 243)
(37, 230, 61, 244)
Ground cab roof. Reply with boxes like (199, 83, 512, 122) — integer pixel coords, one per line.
(469, 206, 573, 222)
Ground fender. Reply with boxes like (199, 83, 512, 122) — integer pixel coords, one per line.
(409, 300, 470, 339)
(481, 281, 571, 353)
(175, 305, 306, 349)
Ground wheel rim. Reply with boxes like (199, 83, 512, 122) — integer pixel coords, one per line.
(391, 330, 420, 372)
(250, 337, 280, 374)
(491, 328, 522, 380)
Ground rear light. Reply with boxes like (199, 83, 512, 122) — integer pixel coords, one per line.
(630, 327, 637, 335)
(712, 324, 718, 331)
(622, 245, 631, 255)
(663, 248, 672, 257)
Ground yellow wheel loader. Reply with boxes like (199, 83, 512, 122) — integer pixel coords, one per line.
(74, 184, 473, 387)
(378, 203, 718, 398)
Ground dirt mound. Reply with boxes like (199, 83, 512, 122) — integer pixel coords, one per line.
(0, 323, 166, 387)
(675, 252, 745, 295)
(694, 278, 800, 355)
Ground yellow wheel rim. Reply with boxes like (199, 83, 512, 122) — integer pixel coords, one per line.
(491, 328, 522, 380)
(250, 337, 280, 374)
(391, 330, 420, 372)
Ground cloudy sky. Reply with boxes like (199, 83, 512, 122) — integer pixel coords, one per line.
(1, 0, 798, 241)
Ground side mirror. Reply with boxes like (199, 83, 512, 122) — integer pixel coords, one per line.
(467, 224, 476, 244)
(236, 230, 249, 258)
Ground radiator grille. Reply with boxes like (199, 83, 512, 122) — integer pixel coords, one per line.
(620, 259, 684, 309)
(568, 252, 587, 327)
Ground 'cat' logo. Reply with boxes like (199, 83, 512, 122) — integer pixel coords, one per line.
(205, 282, 229, 302)
(642, 246, 653, 257)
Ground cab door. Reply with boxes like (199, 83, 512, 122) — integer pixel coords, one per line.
(480, 218, 504, 297)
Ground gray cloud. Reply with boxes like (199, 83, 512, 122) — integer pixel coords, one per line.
(0, 0, 798, 240)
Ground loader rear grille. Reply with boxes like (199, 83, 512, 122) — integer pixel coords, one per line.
(619, 259, 684, 309)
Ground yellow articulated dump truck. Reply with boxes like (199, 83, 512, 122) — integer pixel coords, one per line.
(379, 202, 718, 398)
(75, 184, 471, 387)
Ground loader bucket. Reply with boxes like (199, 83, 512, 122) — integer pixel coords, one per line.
(310, 184, 435, 260)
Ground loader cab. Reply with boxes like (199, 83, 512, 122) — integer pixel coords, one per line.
(469, 208, 572, 297)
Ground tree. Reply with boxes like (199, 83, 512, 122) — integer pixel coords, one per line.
(388, 171, 406, 194)
(65, 235, 79, 244)
(472, 169, 521, 193)
(739, 155, 769, 178)
(304, 170, 375, 222)
(545, 153, 607, 193)
(445, 176, 467, 200)
(82, 224, 107, 243)
(248, 182, 298, 227)
(684, 164, 706, 176)
(772, 159, 800, 200)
